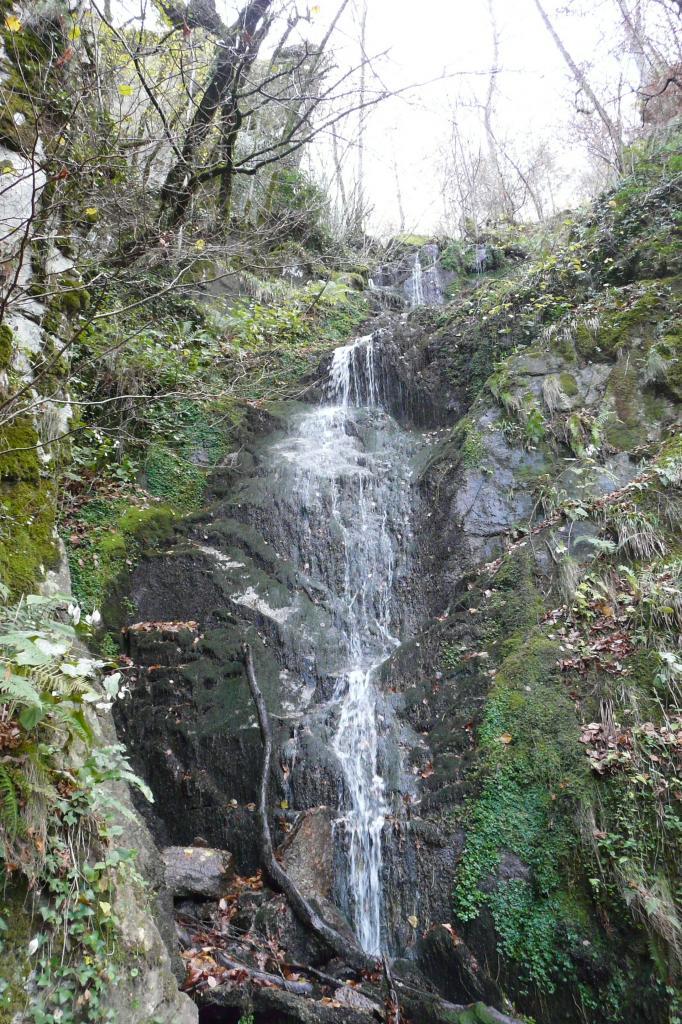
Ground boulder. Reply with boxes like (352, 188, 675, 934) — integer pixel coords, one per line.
(281, 807, 334, 899)
(162, 846, 234, 900)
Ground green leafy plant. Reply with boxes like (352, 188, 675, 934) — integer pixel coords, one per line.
(0, 593, 151, 1022)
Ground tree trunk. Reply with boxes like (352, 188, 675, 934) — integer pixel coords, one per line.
(532, 0, 623, 170)
(160, 0, 273, 226)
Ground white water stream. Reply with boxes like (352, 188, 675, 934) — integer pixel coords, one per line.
(409, 252, 425, 308)
(273, 334, 415, 955)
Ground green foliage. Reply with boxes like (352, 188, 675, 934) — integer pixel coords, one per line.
(67, 498, 176, 618)
(225, 297, 315, 349)
(0, 594, 150, 1022)
(454, 598, 591, 994)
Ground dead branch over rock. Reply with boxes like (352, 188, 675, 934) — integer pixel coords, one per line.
(242, 643, 375, 973)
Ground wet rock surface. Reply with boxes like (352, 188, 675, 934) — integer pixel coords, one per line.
(112, 312, 677, 1023)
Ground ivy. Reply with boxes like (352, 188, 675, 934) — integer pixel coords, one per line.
(0, 594, 151, 1022)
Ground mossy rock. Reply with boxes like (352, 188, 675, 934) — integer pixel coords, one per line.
(574, 284, 660, 360)
(0, 476, 57, 597)
(118, 505, 177, 547)
(67, 501, 178, 626)
(0, 882, 33, 1024)
(659, 328, 682, 400)
(0, 324, 12, 371)
(54, 277, 90, 316)
(0, 4, 59, 153)
(559, 371, 579, 397)
(0, 417, 41, 482)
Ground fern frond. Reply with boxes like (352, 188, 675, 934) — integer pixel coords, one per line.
(0, 764, 20, 838)
(0, 670, 42, 707)
(52, 704, 93, 745)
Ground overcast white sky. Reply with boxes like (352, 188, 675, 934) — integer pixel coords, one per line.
(314, 0, 645, 232)
(111, 0, 668, 233)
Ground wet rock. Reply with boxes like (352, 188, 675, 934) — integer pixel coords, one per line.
(333, 985, 382, 1013)
(416, 924, 504, 1007)
(281, 807, 334, 900)
(162, 846, 234, 900)
(199, 983, 375, 1022)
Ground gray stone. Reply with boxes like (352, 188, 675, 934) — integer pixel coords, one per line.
(281, 807, 334, 900)
(333, 985, 382, 1013)
(162, 845, 234, 899)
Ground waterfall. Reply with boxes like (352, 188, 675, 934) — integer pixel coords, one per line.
(408, 252, 425, 308)
(271, 334, 415, 956)
(405, 245, 444, 307)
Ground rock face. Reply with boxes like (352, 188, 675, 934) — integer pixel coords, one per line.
(163, 846, 234, 900)
(0, 553, 198, 1024)
(111, 248, 680, 1023)
(87, 652, 200, 1024)
(281, 808, 334, 900)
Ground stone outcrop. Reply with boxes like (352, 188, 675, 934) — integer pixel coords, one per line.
(163, 845, 235, 900)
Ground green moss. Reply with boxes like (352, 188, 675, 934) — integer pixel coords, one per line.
(0, 6, 57, 153)
(559, 372, 578, 397)
(0, 324, 12, 371)
(0, 479, 57, 596)
(117, 505, 176, 545)
(603, 360, 648, 451)
(0, 81, 35, 152)
(55, 277, 90, 316)
(574, 285, 660, 360)
(0, 417, 40, 481)
(66, 500, 176, 621)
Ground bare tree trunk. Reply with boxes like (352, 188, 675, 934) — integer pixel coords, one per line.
(532, 0, 624, 171)
(160, 0, 274, 225)
(391, 149, 406, 235)
(615, 0, 661, 79)
(483, 0, 514, 220)
(354, 0, 368, 236)
(331, 125, 350, 227)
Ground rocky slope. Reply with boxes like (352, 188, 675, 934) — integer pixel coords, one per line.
(101, 130, 680, 1022)
(0, 31, 679, 1014)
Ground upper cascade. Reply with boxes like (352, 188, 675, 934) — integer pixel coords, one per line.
(369, 242, 446, 309)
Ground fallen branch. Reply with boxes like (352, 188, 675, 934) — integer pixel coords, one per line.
(383, 954, 401, 1024)
(242, 643, 375, 973)
(213, 950, 314, 996)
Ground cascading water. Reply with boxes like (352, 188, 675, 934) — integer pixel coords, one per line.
(408, 252, 425, 308)
(405, 245, 444, 307)
(271, 333, 416, 955)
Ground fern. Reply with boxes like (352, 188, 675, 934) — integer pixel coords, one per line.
(0, 670, 42, 706)
(0, 764, 20, 838)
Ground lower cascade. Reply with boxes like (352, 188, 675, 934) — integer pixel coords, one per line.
(272, 334, 416, 955)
